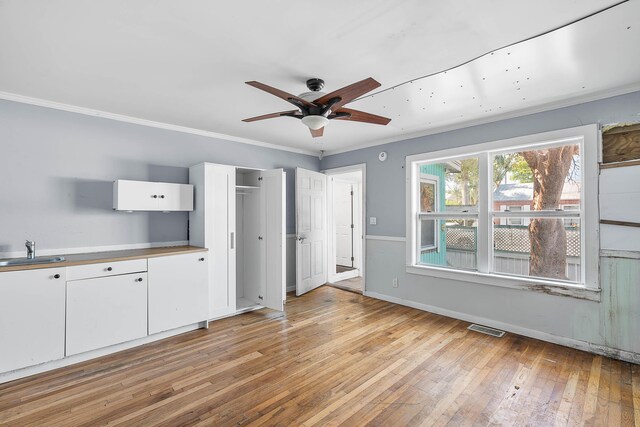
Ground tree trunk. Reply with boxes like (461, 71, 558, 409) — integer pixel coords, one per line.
(521, 145, 577, 280)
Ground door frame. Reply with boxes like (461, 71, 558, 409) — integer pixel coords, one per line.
(323, 163, 366, 291)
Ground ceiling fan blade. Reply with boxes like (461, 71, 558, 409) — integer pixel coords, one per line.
(245, 81, 315, 110)
(242, 110, 300, 122)
(310, 127, 324, 138)
(312, 77, 381, 111)
(332, 108, 391, 125)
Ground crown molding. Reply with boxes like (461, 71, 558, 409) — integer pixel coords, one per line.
(323, 83, 640, 156)
(0, 91, 318, 157)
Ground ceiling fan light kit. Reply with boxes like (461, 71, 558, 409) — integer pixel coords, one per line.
(242, 77, 391, 138)
(301, 115, 329, 130)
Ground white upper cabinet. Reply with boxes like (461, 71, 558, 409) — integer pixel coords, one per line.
(113, 179, 193, 211)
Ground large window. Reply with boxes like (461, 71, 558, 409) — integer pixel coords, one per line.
(406, 125, 599, 298)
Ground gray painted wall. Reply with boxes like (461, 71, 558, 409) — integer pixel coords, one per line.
(0, 100, 319, 254)
(321, 91, 640, 358)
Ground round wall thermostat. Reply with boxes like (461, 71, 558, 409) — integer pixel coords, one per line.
(378, 151, 388, 162)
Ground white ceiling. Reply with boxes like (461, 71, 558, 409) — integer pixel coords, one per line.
(0, 0, 639, 155)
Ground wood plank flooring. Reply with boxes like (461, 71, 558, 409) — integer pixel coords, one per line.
(0, 286, 638, 426)
(328, 276, 363, 294)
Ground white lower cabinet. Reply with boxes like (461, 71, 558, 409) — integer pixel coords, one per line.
(0, 249, 209, 380)
(148, 253, 209, 334)
(66, 273, 148, 356)
(0, 268, 66, 372)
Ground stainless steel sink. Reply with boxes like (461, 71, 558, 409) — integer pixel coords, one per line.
(0, 256, 66, 267)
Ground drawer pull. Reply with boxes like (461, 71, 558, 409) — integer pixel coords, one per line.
(199, 257, 205, 262)
(106, 267, 113, 272)
(53, 274, 60, 279)
(136, 277, 143, 282)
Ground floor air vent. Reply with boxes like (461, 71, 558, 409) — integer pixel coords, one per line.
(468, 324, 506, 338)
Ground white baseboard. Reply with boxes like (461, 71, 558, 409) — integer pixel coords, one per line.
(364, 290, 640, 364)
(0, 321, 205, 384)
(286, 285, 296, 292)
(0, 240, 189, 259)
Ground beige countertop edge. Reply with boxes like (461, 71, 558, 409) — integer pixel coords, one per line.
(0, 245, 208, 273)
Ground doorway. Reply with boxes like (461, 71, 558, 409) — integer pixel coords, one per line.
(325, 165, 365, 294)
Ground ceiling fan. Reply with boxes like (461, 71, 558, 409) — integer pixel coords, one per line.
(242, 77, 391, 138)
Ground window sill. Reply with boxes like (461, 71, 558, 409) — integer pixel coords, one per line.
(405, 265, 601, 302)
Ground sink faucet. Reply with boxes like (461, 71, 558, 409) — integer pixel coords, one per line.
(25, 240, 36, 259)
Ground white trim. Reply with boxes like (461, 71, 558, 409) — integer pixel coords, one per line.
(405, 124, 600, 292)
(405, 265, 600, 301)
(0, 322, 204, 384)
(404, 126, 593, 165)
(0, 91, 317, 156)
(363, 291, 639, 364)
(0, 240, 189, 260)
(491, 210, 581, 218)
(323, 83, 640, 156)
(365, 235, 406, 242)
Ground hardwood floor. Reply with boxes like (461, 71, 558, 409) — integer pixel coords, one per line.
(1, 286, 638, 426)
(329, 276, 363, 294)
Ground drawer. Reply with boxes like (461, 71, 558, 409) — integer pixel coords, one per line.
(66, 259, 147, 281)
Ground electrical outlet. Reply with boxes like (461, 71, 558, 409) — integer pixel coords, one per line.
(392, 278, 398, 288)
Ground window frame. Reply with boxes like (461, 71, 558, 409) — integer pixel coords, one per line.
(405, 124, 600, 301)
(418, 173, 440, 253)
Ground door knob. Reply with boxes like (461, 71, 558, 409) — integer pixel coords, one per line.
(297, 235, 306, 242)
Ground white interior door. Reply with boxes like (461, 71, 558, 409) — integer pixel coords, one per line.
(335, 181, 353, 268)
(262, 168, 286, 310)
(296, 168, 328, 296)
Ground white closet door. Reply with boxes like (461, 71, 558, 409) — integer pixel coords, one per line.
(206, 164, 236, 317)
(261, 168, 286, 311)
(296, 168, 328, 296)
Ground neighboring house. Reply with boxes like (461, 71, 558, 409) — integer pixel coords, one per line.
(492, 182, 581, 226)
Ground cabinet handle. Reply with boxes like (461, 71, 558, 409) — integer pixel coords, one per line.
(106, 266, 113, 272)
(160, 195, 165, 199)
(151, 195, 158, 198)
(136, 277, 143, 282)
(258, 236, 263, 240)
(198, 257, 205, 262)
(53, 274, 60, 279)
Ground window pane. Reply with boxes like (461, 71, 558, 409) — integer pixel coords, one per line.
(419, 158, 478, 213)
(420, 181, 436, 212)
(418, 218, 477, 270)
(420, 219, 436, 250)
(493, 217, 581, 282)
(492, 144, 581, 212)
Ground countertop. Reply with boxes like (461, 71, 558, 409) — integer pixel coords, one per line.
(0, 245, 208, 272)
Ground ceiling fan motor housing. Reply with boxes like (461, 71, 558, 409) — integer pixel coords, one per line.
(306, 78, 325, 92)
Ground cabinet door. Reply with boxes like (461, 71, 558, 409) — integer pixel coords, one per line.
(148, 253, 209, 334)
(261, 169, 286, 311)
(113, 180, 159, 211)
(157, 182, 194, 211)
(66, 273, 148, 356)
(0, 268, 65, 372)
(207, 164, 236, 317)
